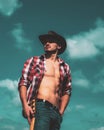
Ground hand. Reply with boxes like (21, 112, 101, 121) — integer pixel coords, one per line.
(23, 104, 34, 124)
(59, 110, 64, 116)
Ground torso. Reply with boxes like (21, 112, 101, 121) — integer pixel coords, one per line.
(37, 59, 61, 108)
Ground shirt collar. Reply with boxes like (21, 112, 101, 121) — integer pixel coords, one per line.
(40, 54, 65, 65)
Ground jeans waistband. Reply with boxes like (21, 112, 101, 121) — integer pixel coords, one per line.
(36, 98, 59, 113)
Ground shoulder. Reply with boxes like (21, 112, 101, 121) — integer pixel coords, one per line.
(59, 57, 71, 72)
(23, 56, 39, 65)
(26, 55, 41, 61)
(25, 54, 45, 62)
(59, 57, 69, 67)
(25, 55, 45, 65)
(32, 55, 44, 62)
(63, 62, 70, 73)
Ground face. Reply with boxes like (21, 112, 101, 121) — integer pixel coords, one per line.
(44, 42, 61, 53)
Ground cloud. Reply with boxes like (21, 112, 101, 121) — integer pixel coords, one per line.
(2, 125, 15, 130)
(93, 78, 104, 93)
(90, 127, 104, 130)
(0, 79, 18, 91)
(63, 101, 104, 130)
(72, 68, 104, 93)
(11, 24, 32, 52)
(23, 128, 29, 130)
(76, 104, 85, 110)
(72, 70, 90, 88)
(72, 67, 104, 93)
(0, 79, 25, 130)
(0, 0, 22, 16)
(66, 18, 104, 59)
(0, 78, 20, 105)
(92, 67, 104, 93)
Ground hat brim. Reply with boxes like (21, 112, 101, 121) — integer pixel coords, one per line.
(39, 34, 66, 55)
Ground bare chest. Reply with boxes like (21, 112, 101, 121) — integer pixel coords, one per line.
(44, 60, 60, 78)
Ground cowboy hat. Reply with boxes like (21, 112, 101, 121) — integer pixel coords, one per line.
(39, 31, 67, 54)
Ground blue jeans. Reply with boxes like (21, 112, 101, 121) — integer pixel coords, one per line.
(34, 100, 62, 130)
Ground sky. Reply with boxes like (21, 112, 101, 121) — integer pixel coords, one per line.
(0, 0, 104, 130)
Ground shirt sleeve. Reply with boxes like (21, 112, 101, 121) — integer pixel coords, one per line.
(62, 65, 72, 96)
(18, 57, 33, 90)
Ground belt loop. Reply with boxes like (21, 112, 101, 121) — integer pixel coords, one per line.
(43, 99, 45, 102)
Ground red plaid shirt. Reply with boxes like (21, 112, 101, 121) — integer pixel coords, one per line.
(18, 55, 72, 102)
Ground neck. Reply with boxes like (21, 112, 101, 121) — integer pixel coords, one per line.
(45, 51, 58, 62)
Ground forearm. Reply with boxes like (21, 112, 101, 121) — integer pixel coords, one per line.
(59, 94, 70, 115)
(19, 86, 28, 108)
(19, 86, 34, 124)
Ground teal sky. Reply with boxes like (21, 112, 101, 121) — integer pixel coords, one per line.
(0, 0, 104, 130)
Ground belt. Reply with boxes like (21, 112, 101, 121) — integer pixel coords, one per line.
(36, 99, 59, 114)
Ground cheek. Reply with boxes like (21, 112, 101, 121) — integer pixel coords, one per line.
(54, 44, 58, 47)
(54, 45, 58, 49)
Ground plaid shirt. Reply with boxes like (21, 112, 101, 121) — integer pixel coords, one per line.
(18, 55, 72, 102)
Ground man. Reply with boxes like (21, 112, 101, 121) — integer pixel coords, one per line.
(18, 31, 72, 130)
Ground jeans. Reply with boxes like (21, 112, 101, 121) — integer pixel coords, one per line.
(34, 100, 62, 130)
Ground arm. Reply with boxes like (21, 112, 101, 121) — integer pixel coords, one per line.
(19, 85, 34, 124)
(59, 64, 72, 115)
(18, 57, 34, 124)
(59, 94, 70, 115)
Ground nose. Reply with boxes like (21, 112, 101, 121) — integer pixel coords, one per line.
(46, 42, 50, 45)
(44, 42, 50, 46)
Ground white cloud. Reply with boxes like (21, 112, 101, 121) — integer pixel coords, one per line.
(90, 127, 104, 130)
(0, 79, 18, 91)
(66, 18, 104, 59)
(23, 128, 29, 130)
(0, 0, 22, 16)
(0, 78, 20, 105)
(3, 125, 15, 130)
(92, 68, 104, 93)
(74, 78, 90, 88)
(93, 79, 104, 93)
(72, 67, 104, 93)
(73, 68, 104, 93)
(76, 104, 85, 110)
(73, 70, 90, 88)
(11, 24, 32, 52)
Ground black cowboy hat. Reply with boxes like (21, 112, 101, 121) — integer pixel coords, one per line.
(39, 31, 67, 55)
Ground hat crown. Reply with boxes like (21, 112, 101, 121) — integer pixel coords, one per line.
(48, 31, 65, 43)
